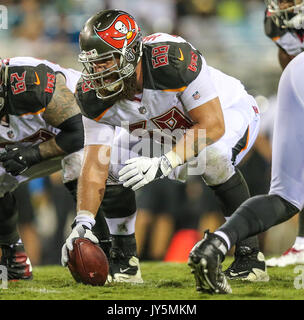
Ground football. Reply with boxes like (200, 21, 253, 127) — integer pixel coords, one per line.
(67, 238, 109, 286)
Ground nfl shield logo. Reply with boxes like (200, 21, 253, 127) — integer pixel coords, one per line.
(138, 106, 147, 114)
(192, 91, 200, 100)
(7, 130, 14, 139)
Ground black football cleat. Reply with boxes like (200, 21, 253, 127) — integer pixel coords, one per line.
(0, 243, 33, 281)
(107, 234, 143, 284)
(188, 231, 231, 294)
(224, 246, 269, 282)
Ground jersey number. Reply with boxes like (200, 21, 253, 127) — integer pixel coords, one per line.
(152, 45, 169, 69)
(10, 71, 27, 95)
(45, 73, 56, 93)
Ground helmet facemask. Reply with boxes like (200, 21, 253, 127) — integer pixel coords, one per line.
(266, 0, 304, 28)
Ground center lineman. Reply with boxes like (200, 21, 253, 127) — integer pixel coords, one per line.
(61, 9, 268, 283)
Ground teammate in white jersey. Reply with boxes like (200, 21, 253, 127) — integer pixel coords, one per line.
(0, 57, 110, 280)
(188, 51, 304, 294)
(61, 9, 268, 283)
(264, 0, 304, 267)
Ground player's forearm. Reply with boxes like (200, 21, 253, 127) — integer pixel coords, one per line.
(76, 145, 111, 217)
(38, 113, 85, 159)
(169, 97, 225, 166)
(171, 122, 224, 165)
(77, 172, 107, 217)
(38, 137, 65, 159)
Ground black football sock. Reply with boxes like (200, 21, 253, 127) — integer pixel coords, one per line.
(0, 192, 20, 245)
(110, 233, 137, 257)
(218, 194, 299, 248)
(210, 169, 260, 252)
(297, 208, 304, 237)
(101, 185, 137, 257)
(92, 207, 111, 259)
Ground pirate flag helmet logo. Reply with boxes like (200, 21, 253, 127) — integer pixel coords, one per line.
(79, 10, 143, 100)
(94, 13, 139, 50)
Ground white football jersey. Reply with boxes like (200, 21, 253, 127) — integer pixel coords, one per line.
(77, 33, 248, 146)
(269, 51, 304, 210)
(0, 57, 82, 196)
(0, 57, 81, 149)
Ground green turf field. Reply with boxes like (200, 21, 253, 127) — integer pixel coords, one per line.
(1, 257, 303, 300)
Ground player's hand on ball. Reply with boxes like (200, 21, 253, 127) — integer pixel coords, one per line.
(118, 156, 173, 191)
(61, 214, 98, 266)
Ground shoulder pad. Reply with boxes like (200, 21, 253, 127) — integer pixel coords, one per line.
(75, 78, 113, 121)
(6, 64, 56, 116)
(142, 40, 202, 91)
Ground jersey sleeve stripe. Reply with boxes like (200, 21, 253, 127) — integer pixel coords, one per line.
(162, 86, 187, 93)
(20, 107, 46, 117)
(94, 108, 110, 122)
(240, 127, 250, 153)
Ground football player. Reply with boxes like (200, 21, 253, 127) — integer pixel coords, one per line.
(61, 9, 269, 283)
(265, 0, 304, 70)
(264, 0, 304, 267)
(187, 51, 304, 294)
(0, 57, 110, 280)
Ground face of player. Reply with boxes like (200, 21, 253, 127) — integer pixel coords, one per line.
(91, 54, 138, 101)
(91, 55, 123, 94)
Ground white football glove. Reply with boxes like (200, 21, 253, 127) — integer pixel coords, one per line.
(61, 213, 98, 267)
(118, 151, 183, 191)
(284, 13, 304, 29)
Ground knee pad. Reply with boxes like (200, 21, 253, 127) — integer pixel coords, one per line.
(61, 150, 83, 184)
(203, 143, 235, 186)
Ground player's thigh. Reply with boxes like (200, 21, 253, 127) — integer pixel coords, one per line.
(269, 58, 304, 210)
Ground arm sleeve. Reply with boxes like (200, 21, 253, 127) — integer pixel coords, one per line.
(180, 56, 218, 112)
(83, 116, 115, 147)
(55, 113, 84, 154)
